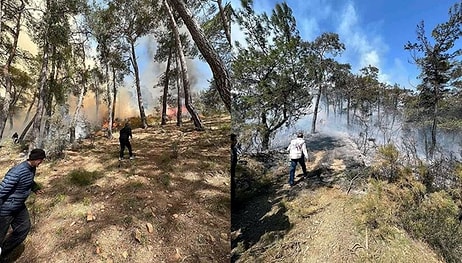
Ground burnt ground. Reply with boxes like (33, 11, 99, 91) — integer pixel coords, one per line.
(231, 133, 443, 262)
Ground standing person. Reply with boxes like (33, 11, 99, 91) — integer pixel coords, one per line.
(0, 149, 46, 260)
(11, 133, 19, 144)
(287, 132, 308, 186)
(119, 122, 134, 160)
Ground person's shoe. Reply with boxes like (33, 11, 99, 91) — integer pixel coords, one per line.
(129, 156, 135, 160)
(119, 157, 123, 161)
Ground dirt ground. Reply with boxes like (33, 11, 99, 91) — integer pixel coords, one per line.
(231, 133, 444, 263)
(0, 115, 230, 263)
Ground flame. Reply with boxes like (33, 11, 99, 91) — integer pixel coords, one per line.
(165, 106, 188, 119)
(101, 119, 121, 130)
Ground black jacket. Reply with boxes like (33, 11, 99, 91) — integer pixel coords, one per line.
(119, 126, 132, 140)
(0, 161, 37, 216)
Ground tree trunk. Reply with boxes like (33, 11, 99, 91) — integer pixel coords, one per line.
(259, 111, 269, 150)
(19, 112, 38, 142)
(23, 95, 36, 126)
(430, 98, 438, 157)
(311, 85, 322, 134)
(0, 0, 24, 140)
(162, 47, 173, 125)
(70, 83, 85, 143)
(129, 40, 148, 128)
(175, 56, 182, 127)
(31, 44, 50, 150)
(70, 46, 86, 143)
(112, 67, 117, 123)
(106, 64, 114, 139)
(216, 0, 231, 47)
(43, 49, 58, 142)
(347, 97, 351, 126)
(168, 0, 231, 113)
(95, 85, 100, 126)
(165, 0, 203, 130)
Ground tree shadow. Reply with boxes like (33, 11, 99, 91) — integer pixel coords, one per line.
(231, 192, 291, 262)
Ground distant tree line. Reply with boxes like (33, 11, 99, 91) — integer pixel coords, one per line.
(232, 0, 462, 158)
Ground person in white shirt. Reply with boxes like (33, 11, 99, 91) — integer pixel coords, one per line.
(286, 132, 308, 186)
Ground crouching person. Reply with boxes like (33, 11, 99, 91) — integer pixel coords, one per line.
(0, 149, 46, 261)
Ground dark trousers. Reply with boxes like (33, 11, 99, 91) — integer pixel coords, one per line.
(119, 138, 133, 158)
(289, 156, 307, 185)
(0, 207, 31, 257)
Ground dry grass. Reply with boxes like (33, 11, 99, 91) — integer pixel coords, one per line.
(0, 115, 230, 263)
(232, 134, 445, 263)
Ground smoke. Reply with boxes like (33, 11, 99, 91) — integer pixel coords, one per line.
(270, 102, 462, 162)
(10, 12, 211, 141)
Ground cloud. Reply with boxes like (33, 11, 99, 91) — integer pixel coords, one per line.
(334, 1, 390, 79)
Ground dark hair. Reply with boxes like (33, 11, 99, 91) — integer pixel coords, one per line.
(297, 132, 304, 138)
(28, 149, 46, 160)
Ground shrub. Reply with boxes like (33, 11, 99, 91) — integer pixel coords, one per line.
(360, 168, 462, 262)
(357, 179, 400, 238)
(68, 169, 101, 186)
(402, 191, 462, 262)
(373, 144, 401, 182)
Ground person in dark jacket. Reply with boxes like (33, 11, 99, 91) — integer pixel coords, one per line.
(0, 148, 45, 259)
(11, 133, 18, 144)
(119, 122, 134, 160)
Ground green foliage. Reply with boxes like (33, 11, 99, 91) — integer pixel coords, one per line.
(51, 193, 67, 207)
(234, 161, 273, 205)
(197, 87, 227, 116)
(360, 157, 462, 262)
(403, 191, 462, 263)
(404, 1, 462, 155)
(232, 1, 313, 150)
(358, 179, 399, 238)
(68, 169, 101, 186)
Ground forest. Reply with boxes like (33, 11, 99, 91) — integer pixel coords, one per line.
(0, 0, 231, 157)
(1, 0, 231, 262)
(3, 0, 462, 261)
(231, 1, 462, 262)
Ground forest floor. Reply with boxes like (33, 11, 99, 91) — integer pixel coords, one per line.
(0, 114, 231, 263)
(231, 133, 444, 263)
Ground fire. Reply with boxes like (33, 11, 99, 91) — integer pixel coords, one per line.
(101, 119, 121, 130)
(166, 106, 188, 119)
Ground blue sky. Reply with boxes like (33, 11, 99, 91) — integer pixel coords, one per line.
(231, 0, 458, 89)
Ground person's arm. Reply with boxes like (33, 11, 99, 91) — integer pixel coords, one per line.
(302, 143, 309, 160)
(31, 181, 43, 194)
